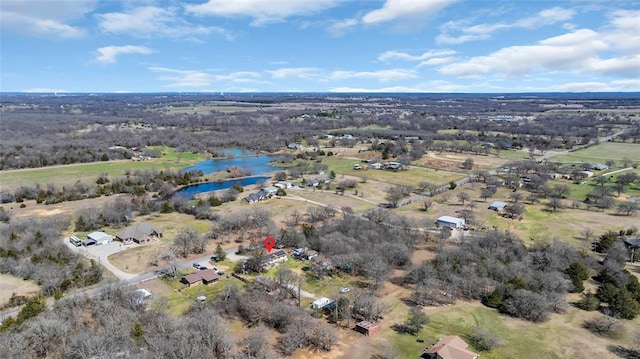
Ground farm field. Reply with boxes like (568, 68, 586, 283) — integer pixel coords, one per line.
(553, 142, 640, 164)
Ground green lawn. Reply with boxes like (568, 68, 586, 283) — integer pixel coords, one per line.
(159, 270, 246, 315)
(0, 146, 206, 190)
(383, 302, 634, 359)
(553, 142, 640, 164)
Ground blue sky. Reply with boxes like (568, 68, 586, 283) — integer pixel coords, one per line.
(1, 0, 639, 93)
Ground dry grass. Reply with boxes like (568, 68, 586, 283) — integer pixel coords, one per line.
(0, 274, 41, 307)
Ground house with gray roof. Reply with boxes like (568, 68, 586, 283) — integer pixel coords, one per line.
(116, 222, 162, 244)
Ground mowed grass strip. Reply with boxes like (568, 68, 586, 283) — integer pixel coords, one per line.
(553, 142, 640, 164)
(0, 146, 206, 190)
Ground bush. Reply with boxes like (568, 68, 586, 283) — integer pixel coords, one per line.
(583, 316, 626, 339)
(577, 291, 600, 311)
(483, 287, 504, 308)
(470, 326, 502, 351)
(500, 290, 550, 322)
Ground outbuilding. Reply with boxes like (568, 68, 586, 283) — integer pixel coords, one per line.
(436, 216, 466, 229)
(312, 297, 332, 309)
(87, 231, 113, 245)
(355, 321, 379, 336)
(488, 201, 508, 212)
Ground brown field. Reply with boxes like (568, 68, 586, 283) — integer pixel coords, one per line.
(425, 151, 512, 171)
(0, 274, 41, 307)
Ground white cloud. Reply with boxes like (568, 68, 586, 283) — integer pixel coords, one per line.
(515, 7, 575, 28)
(437, 6, 575, 44)
(266, 67, 322, 79)
(378, 49, 456, 62)
(330, 80, 471, 92)
(22, 88, 69, 93)
(552, 79, 640, 92)
(329, 69, 417, 82)
(611, 79, 640, 90)
(0, 0, 95, 38)
(97, 6, 231, 40)
(602, 10, 640, 53)
(439, 29, 616, 77)
(185, 0, 340, 26)
(417, 57, 456, 67)
(552, 82, 613, 92)
(96, 45, 154, 64)
(149, 67, 268, 88)
(327, 18, 358, 37)
(149, 66, 216, 88)
(361, 0, 454, 25)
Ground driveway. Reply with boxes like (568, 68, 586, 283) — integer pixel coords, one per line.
(64, 238, 139, 281)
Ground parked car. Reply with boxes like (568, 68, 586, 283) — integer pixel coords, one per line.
(199, 266, 208, 270)
(82, 238, 96, 247)
(212, 267, 219, 272)
(339, 287, 350, 293)
(217, 271, 225, 276)
(192, 263, 202, 270)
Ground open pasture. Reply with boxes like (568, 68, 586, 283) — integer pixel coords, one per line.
(0, 147, 206, 191)
(553, 142, 640, 164)
(0, 274, 41, 308)
(383, 300, 633, 359)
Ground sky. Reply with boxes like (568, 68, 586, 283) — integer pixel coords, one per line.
(1, 0, 639, 93)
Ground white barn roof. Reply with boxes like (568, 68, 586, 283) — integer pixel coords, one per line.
(437, 216, 465, 224)
(87, 231, 113, 243)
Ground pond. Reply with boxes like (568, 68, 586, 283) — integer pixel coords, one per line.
(175, 176, 270, 197)
(210, 147, 255, 157)
(182, 154, 281, 176)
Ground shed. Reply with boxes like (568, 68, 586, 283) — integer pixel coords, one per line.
(436, 216, 466, 229)
(488, 201, 508, 212)
(312, 297, 332, 309)
(87, 231, 113, 245)
(355, 321, 379, 336)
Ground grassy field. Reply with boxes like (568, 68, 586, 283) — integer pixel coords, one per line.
(383, 301, 634, 359)
(553, 142, 640, 164)
(320, 157, 465, 189)
(0, 147, 206, 191)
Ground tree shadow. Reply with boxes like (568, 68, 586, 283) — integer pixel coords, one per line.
(608, 345, 640, 359)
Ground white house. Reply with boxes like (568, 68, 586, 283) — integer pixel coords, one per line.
(87, 231, 113, 245)
(436, 216, 466, 229)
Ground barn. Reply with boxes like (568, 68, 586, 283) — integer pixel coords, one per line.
(87, 231, 113, 245)
(436, 216, 466, 229)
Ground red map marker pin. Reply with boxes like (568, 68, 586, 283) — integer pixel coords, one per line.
(263, 237, 275, 253)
